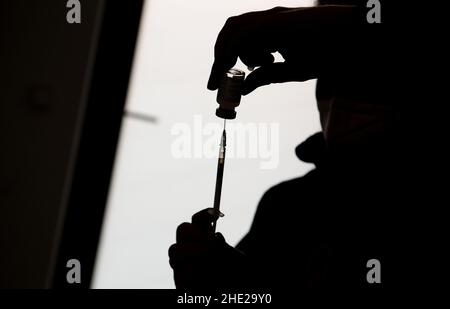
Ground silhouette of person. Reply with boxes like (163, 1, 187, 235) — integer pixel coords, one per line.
(169, 0, 395, 288)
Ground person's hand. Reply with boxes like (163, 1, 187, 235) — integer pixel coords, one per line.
(207, 5, 361, 95)
(168, 208, 248, 288)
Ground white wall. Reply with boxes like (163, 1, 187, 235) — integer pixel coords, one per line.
(92, 0, 320, 288)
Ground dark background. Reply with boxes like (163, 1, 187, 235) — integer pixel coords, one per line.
(0, 0, 143, 288)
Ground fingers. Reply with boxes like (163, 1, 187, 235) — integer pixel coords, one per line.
(192, 208, 222, 233)
(169, 243, 208, 267)
(241, 62, 316, 95)
(175, 221, 210, 244)
(175, 208, 222, 245)
(240, 50, 275, 69)
(168, 235, 226, 270)
(241, 63, 291, 95)
(207, 7, 293, 91)
(176, 222, 202, 243)
(169, 209, 230, 288)
(207, 17, 241, 90)
(208, 50, 276, 91)
(207, 13, 275, 90)
(169, 243, 208, 288)
(207, 53, 238, 91)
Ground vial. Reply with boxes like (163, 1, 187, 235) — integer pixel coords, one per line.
(216, 68, 245, 119)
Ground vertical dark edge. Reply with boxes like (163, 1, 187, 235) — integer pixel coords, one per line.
(52, 0, 144, 288)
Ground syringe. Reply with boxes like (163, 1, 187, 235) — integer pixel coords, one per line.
(211, 120, 226, 232)
(209, 68, 245, 231)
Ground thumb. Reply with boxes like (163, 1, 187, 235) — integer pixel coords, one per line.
(241, 62, 314, 95)
(191, 208, 223, 234)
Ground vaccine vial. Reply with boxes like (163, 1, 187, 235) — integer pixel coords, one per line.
(216, 68, 245, 119)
